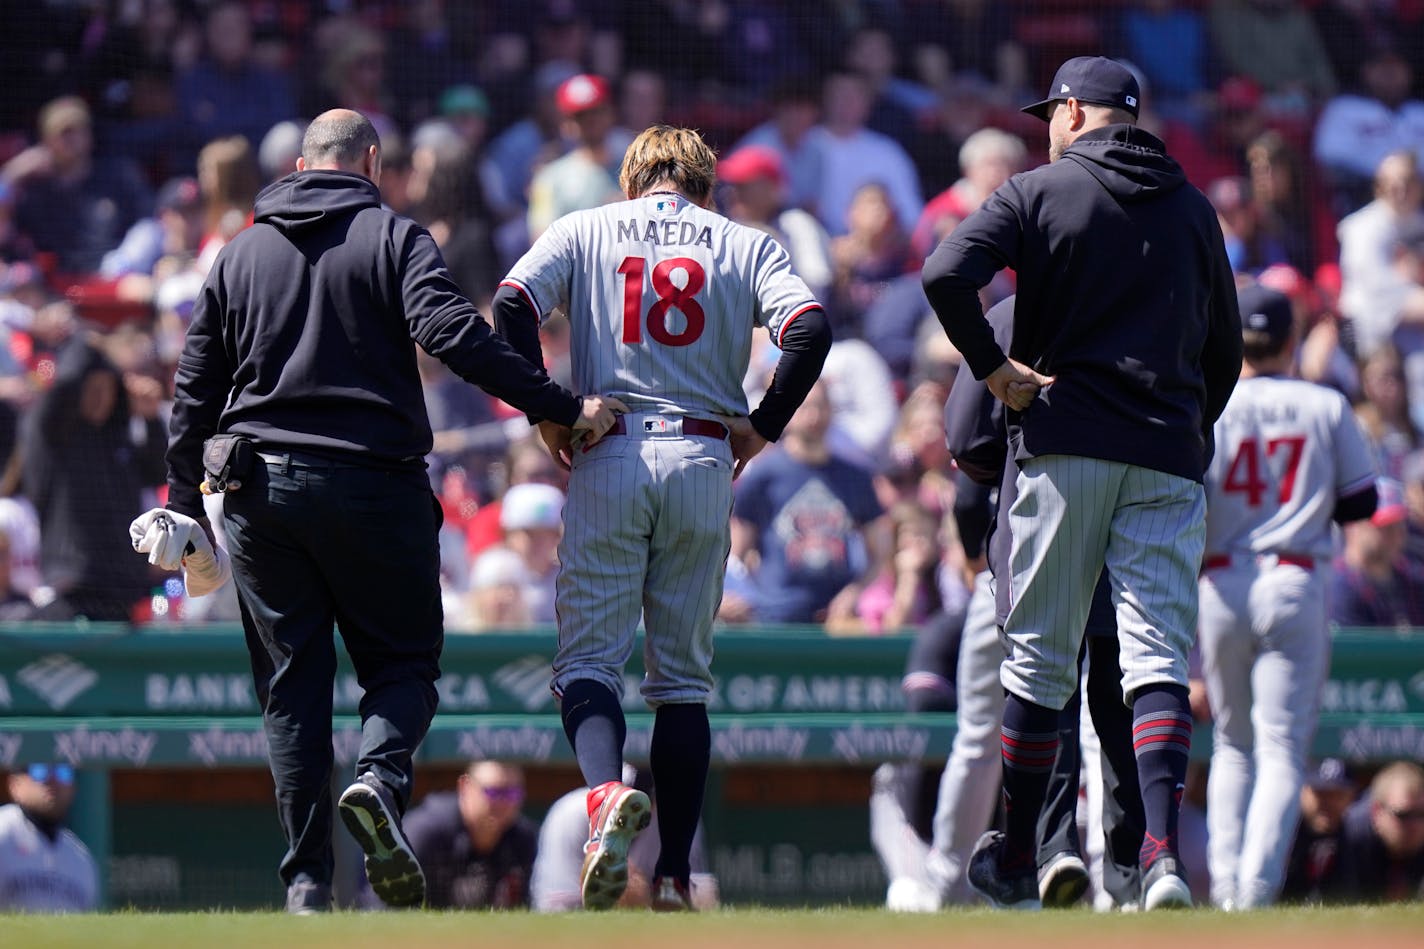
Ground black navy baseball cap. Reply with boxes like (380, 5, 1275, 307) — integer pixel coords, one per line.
(1237, 283, 1293, 346)
(1306, 758, 1353, 791)
(1022, 56, 1141, 122)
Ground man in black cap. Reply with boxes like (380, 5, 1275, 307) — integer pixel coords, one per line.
(1199, 283, 1377, 910)
(1281, 758, 1357, 904)
(921, 55, 1243, 910)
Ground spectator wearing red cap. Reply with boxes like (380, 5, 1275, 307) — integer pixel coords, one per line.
(718, 145, 832, 304)
(1329, 477, 1424, 628)
(526, 73, 629, 240)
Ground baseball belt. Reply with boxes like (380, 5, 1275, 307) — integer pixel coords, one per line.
(1202, 552, 1314, 571)
(605, 416, 729, 439)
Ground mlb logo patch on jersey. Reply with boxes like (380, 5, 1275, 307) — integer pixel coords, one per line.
(655, 198, 679, 213)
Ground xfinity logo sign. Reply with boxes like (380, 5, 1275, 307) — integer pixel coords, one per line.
(18, 654, 98, 711)
(54, 725, 157, 766)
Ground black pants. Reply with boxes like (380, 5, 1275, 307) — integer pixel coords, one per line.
(224, 451, 444, 887)
(1038, 633, 1145, 906)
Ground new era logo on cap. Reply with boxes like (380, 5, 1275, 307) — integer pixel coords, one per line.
(1023, 56, 1141, 122)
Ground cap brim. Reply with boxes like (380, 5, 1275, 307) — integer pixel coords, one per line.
(1021, 96, 1138, 122)
(1373, 506, 1408, 527)
(1020, 98, 1058, 121)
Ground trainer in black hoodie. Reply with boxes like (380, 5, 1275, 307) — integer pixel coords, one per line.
(161, 110, 619, 913)
(923, 124, 1241, 483)
(921, 57, 1242, 909)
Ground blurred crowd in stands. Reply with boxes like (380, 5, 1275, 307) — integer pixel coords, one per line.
(0, 0, 1421, 633)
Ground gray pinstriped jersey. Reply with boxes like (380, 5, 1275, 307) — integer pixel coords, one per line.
(500, 193, 817, 415)
(1204, 376, 1376, 559)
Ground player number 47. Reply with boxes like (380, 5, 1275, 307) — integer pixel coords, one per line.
(1222, 434, 1307, 507)
(618, 255, 706, 346)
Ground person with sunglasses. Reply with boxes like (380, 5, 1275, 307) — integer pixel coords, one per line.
(358, 760, 537, 909)
(0, 763, 98, 912)
(1334, 760, 1424, 902)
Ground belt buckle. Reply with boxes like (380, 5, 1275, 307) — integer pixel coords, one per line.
(644, 418, 670, 434)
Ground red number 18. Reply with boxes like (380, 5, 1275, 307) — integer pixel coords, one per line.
(618, 255, 706, 346)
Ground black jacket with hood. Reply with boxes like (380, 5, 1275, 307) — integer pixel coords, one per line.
(166, 170, 583, 517)
(923, 124, 1242, 483)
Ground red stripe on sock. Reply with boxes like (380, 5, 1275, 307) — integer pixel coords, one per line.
(1133, 734, 1192, 751)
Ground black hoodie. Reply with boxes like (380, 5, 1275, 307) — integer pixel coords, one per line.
(166, 170, 582, 517)
(923, 125, 1242, 483)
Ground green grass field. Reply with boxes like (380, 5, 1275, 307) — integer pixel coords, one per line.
(4, 906, 1422, 949)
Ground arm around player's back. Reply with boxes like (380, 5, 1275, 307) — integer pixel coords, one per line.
(399, 227, 586, 427)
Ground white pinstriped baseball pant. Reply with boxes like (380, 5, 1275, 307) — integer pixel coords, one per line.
(1001, 454, 1205, 710)
(1199, 560, 1329, 908)
(551, 417, 734, 707)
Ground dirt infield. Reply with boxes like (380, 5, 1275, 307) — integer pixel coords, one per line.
(5, 905, 1423, 949)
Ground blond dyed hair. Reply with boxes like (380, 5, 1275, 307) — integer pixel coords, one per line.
(619, 125, 717, 203)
